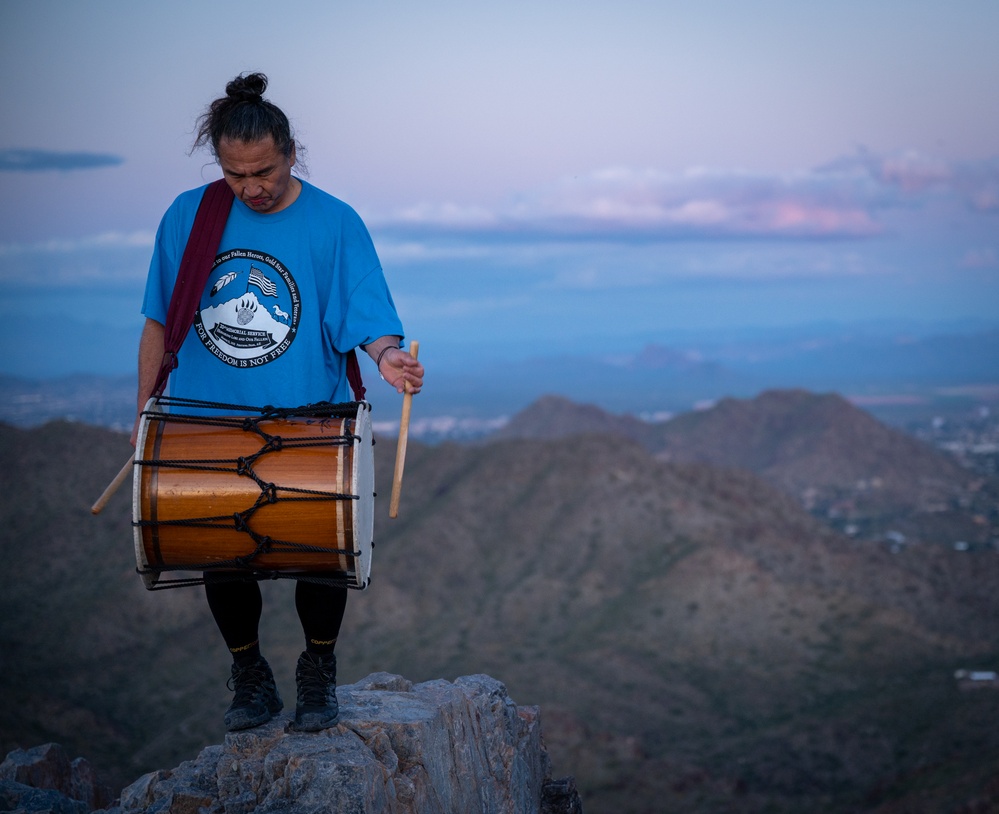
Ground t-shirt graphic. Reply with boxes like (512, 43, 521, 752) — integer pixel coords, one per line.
(194, 248, 301, 368)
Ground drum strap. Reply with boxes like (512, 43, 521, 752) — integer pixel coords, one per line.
(346, 348, 366, 402)
(152, 179, 233, 398)
(151, 178, 367, 402)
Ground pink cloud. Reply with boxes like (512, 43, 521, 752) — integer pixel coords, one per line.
(878, 152, 951, 193)
(762, 201, 881, 236)
(373, 150, 996, 243)
(961, 248, 998, 269)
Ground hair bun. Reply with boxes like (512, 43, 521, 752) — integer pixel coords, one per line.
(195, 72, 300, 165)
(225, 72, 267, 102)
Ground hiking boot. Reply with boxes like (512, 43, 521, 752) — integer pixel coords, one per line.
(293, 651, 339, 731)
(224, 656, 283, 731)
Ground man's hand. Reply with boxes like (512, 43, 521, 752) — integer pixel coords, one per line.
(366, 337, 424, 394)
(379, 346, 424, 394)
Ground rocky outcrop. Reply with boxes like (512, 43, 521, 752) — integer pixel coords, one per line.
(3, 673, 582, 814)
(0, 742, 114, 812)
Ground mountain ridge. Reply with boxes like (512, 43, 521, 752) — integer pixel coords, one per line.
(3, 324, 999, 434)
(496, 389, 998, 547)
(3, 392, 999, 812)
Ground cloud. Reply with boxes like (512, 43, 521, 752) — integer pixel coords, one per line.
(819, 149, 952, 194)
(961, 248, 998, 269)
(954, 163, 999, 213)
(0, 149, 124, 172)
(372, 150, 999, 246)
(0, 231, 155, 290)
(374, 175, 884, 242)
(0, 230, 154, 256)
(819, 149, 999, 213)
(374, 238, 494, 263)
(547, 165, 889, 240)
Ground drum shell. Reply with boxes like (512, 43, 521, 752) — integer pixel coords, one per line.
(132, 406, 373, 587)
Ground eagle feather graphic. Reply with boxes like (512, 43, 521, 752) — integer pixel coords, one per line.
(210, 271, 238, 297)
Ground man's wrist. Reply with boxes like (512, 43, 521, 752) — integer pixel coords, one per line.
(375, 344, 399, 368)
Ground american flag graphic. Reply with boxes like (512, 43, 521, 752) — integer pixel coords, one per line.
(248, 266, 278, 297)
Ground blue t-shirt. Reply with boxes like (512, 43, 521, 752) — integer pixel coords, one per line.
(142, 179, 404, 407)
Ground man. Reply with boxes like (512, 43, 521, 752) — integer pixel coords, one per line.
(133, 72, 424, 733)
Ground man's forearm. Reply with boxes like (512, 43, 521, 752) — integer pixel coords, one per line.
(137, 318, 166, 412)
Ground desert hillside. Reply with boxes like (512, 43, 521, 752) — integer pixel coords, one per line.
(2, 392, 998, 813)
(501, 390, 997, 547)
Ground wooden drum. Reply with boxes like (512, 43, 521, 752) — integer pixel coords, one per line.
(132, 397, 374, 591)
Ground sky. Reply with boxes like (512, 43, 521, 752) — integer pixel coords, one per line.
(1, 0, 997, 377)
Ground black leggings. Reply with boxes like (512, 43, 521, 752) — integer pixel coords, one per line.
(204, 576, 348, 658)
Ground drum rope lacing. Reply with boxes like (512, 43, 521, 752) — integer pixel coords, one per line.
(134, 398, 372, 590)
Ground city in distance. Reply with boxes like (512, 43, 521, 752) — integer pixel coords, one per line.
(4, 316, 998, 442)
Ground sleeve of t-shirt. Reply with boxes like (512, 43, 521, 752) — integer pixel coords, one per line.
(325, 208, 405, 352)
(335, 265, 405, 352)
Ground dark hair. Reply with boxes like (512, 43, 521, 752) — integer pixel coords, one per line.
(193, 72, 305, 168)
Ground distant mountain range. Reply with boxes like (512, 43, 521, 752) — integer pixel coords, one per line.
(3, 325, 999, 439)
(496, 390, 996, 547)
(3, 389, 999, 813)
(417, 326, 999, 420)
(0, 373, 136, 432)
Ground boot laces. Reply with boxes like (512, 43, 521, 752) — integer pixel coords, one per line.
(298, 655, 335, 706)
(228, 661, 273, 705)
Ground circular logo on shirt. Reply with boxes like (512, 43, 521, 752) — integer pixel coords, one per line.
(194, 248, 300, 368)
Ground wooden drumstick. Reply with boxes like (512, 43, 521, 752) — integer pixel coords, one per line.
(389, 340, 419, 519)
(91, 453, 134, 515)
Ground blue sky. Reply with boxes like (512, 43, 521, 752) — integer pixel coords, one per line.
(1, 0, 997, 376)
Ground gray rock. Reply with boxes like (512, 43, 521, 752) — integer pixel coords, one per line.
(0, 743, 113, 811)
(0, 779, 90, 814)
(95, 672, 580, 814)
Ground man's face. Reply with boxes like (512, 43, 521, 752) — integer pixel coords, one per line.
(217, 136, 298, 213)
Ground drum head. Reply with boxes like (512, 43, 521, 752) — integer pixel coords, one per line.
(351, 405, 374, 589)
(132, 397, 161, 589)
